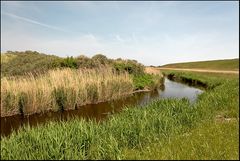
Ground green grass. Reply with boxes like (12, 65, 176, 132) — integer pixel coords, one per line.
(1, 71, 239, 160)
(160, 58, 239, 71)
(132, 73, 163, 90)
(162, 70, 239, 89)
(123, 120, 239, 160)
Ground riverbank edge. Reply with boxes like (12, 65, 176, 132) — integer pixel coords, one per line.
(0, 74, 164, 118)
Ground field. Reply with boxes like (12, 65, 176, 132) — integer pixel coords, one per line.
(160, 58, 239, 71)
(1, 70, 238, 160)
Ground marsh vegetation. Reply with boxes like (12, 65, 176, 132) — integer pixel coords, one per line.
(1, 51, 163, 117)
(0, 52, 238, 160)
(1, 70, 238, 160)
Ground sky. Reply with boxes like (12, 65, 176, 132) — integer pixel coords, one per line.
(1, 1, 239, 66)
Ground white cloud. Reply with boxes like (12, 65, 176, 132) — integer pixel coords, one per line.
(2, 11, 69, 33)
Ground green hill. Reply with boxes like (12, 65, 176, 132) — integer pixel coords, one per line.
(1, 51, 145, 77)
(1, 51, 62, 77)
(161, 58, 239, 71)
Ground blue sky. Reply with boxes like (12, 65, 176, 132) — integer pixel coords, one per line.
(1, 1, 239, 65)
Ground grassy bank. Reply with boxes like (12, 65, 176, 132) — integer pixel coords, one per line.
(160, 58, 239, 71)
(124, 120, 238, 160)
(132, 73, 163, 90)
(1, 71, 238, 160)
(1, 68, 133, 117)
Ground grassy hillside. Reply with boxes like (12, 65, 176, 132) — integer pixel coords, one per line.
(1, 51, 62, 77)
(160, 58, 239, 71)
(1, 51, 146, 78)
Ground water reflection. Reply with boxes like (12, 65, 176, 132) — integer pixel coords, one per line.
(158, 78, 203, 103)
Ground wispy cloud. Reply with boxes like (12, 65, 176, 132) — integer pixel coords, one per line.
(115, 34, 125, 43)
(1, 2, 238, 65)
(1, 11, 68, 33)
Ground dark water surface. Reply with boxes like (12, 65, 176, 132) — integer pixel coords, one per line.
(1, 78, 203, 137)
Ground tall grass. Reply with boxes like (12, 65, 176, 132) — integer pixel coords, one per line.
(1, 68, 133, 117)
(132, 74, 163, 90)
(1, 71, 238, 160)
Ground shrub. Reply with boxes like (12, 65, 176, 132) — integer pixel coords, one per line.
(113, 59, 144, 75)
(133, 74, 154, 90)
(92, 54, 110, 65)
(1, 50, 62, 77)
(60, 56, 78, 69)
(76, 55, 96, 69)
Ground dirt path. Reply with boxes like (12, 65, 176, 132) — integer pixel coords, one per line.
(157, 67, 239, 74)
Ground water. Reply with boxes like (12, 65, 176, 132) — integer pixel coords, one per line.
(159, 78, 203, 103)
(1, 77, 203, 137)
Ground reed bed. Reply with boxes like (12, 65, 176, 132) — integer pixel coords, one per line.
(1, 68, 133, 117)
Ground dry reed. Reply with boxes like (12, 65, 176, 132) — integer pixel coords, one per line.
(1, 67, 133, 117)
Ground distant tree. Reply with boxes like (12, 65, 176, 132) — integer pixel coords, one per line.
(92, 54, 109, 65)
(116, 58, 123, 61)
(25, 50, 40, 55)
(76, 55, 96, 68)
(113, 59, 144, 75)
(6, 51, 14, 54)
(60, 56, 78, 69)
